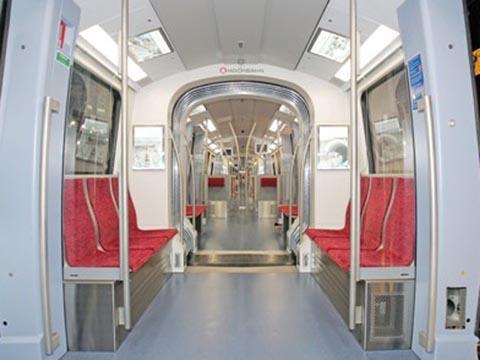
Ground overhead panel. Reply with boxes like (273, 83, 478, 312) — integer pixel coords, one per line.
(261, 0, 329, 69)
(150, 0, 220, 69)
(297, 0, 404, 83)
(212, 0, 267, 64)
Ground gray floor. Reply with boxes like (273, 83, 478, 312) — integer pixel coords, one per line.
(62, 272, 418, 360)
(199, 204, 285, 251)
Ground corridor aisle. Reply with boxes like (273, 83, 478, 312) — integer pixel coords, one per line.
(199, 206, 285, 251)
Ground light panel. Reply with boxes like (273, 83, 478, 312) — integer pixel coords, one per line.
(205, 119, 217, 132)
(190, 105, 207, 116)
(310, 29, 350, 63)
(279, 104, 295, 115)
(129, 29, 172, 62)
(80, 25, 147, 82)
(335, 25, 400, 82)
(269, 119, 281, 132)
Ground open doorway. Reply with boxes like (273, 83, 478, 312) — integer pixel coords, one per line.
(170, 81, 312, 266)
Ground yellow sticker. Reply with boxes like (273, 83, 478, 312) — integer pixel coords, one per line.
(474, 48, 480, 76)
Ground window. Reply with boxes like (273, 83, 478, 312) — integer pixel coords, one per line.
(361, 67, 415, 174)
(64, 63, 121, 175)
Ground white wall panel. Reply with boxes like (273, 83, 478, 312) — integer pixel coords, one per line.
(130, 64, 352, 229)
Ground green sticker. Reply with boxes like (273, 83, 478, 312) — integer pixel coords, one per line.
(56, 51, 71, 68)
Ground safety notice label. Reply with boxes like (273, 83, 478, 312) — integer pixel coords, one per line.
(407, 54, 425, 112)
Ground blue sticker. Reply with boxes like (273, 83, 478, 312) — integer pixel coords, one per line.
(407, 54, 425, 112)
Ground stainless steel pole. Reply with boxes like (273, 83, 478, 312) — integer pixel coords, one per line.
(167, 128, 186, 250)
(288, 142, 301, 230)
(348, 0, 359, 331)
(40, 96, 60, 355)
(424, 95, 438, 353)
(298, 128, 314, 237)
(120, 0, 131, 330)
(181, 133, 197, 251)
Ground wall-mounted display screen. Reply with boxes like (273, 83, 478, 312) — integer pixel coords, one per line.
(317, 125, 349, 170)
(133, 126, 165, 170)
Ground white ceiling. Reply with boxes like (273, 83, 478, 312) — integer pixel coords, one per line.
(74, 0, 186, 85)
(149, 0, 329, 70)
(74, 0, 406, 86)
(194, 99, 295, 156)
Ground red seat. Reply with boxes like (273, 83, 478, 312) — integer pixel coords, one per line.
(186, 204, 208, 217)
(111, 178, 177, 241)
(327, 177, 415, 272)
(208, 177, 225, 187)
(308, 176, 393, 253)
(63, 178, 154, 272)
(260, 177, 277, 187)
(279, 204, 298, 217)
(88, 177, 174, 253)
(305, 176, 370, 240)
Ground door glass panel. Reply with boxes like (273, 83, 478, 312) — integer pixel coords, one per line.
(360, 67, 416, 268)
(64, 63, 120, 175)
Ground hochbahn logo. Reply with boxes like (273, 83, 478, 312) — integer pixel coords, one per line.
(219, 65, 265, 74)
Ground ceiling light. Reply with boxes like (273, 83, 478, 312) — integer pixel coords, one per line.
(269, 119, 281, 132)
(335, 25, 400, 82)
(279, 104, 295, 115)
(310, 29, 350, 63)
(80, 25, 147, 82)
(205, 119, 216, 132)
(191, 105, 207, 116)
(129, 29, 172, 63)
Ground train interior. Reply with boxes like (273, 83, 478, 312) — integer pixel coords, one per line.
(1, 0, 480, 359)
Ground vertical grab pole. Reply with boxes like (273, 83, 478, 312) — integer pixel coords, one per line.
(423, 95, 439, 353)
(167, 128, 186, 251)
(181, 133, 197, 251)
(348, 0, 359, 331)
(298, 128, 314, 237)
(288, 142, 301, 230)
(40, 96, 60, 355)
(120, 0, 131, 330)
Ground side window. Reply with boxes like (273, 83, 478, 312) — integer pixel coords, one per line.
(361, 67, 414, 174)
(64, 63, 121, 175)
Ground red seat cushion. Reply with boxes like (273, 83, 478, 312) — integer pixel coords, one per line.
(279, 205, 298, 217)
(67, 247, 155, 272)
(261, 177, 277, 187)
(208, 177, 225, 187)
(186, 204, 208, 217)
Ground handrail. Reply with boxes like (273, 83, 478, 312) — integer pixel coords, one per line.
(423, 95, 439, 353)
(120, 0, 131, 331)
(181, 132, 197, 252)
(167, 127, 187, 252)
(288, 142, 301, 233)
(245, 123, 256, 207)
(40, 96, 60, 355)
(297, 127, 314, 237)
(348, 0, 359, 332)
